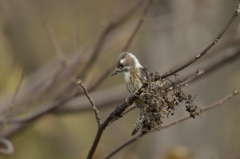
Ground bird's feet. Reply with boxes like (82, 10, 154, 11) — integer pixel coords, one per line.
(134, 91, 140, 98)
(125, 97, 130, 105)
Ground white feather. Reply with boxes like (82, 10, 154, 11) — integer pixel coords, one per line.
(120, 58, 125, 64)
(128, 53, 142, 68)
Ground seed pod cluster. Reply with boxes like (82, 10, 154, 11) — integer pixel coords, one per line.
(141, 66, 200, 134)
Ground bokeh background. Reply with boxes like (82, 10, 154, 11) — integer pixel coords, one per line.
(0, 0, 240, 159)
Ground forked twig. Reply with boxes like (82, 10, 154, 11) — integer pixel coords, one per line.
(101, 90, 239, 159)
(77, 79, 102, 126)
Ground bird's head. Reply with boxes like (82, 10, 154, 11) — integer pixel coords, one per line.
(111, 52, 142, 76)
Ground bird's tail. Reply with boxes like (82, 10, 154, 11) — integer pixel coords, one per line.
(131, 116, 143, 136)
(131, 110, 144, 136)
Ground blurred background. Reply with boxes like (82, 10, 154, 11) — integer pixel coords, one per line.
(0, 0, 240, 159)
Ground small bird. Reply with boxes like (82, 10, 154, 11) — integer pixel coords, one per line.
(111, 52, 146, 135)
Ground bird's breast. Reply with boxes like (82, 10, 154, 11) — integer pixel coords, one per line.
(123, 71, 143, 96)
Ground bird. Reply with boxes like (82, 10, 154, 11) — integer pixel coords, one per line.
(111, 52, 146, 135)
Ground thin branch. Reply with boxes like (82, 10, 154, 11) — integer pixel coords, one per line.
(86, 83, 148, 159)
(160, 6, 240, 79)
(101, 90, 239, 159)
(77, 79, 102, 126)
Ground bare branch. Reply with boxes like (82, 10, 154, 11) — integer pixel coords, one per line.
(86, 83, 149, 159)
(101, 90, 239, 159)
(161, 6, 240, 79)
(77, 79, 102, 126)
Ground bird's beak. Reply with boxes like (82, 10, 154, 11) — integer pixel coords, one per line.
(111, 69, 118, 76)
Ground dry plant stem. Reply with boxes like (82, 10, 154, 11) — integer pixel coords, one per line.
(86, 83, 148, 159)
(77, 79, 102, 126)
(102, 90, 239, 159)
(161, 5, 240, 79)
(122, 0, 155, 51)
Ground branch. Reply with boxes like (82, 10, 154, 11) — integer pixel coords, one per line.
(77, 79, 101, 126)
(160, 4, 240, 79)
(101, 90, 239, 159)
(86, 83, 148, 159)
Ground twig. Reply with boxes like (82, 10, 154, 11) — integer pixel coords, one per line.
(86, 83, 148, 159)
(160, 4, 240, 79)
(122, 0, 155, 51)
(101, 90, 239, 159)
(77, 79, 102, 126)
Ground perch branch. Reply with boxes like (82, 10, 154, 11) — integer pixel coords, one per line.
(101, 90, 239, 159)
(86, 83, 148, 159)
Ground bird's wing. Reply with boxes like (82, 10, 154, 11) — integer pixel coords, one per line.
(140, 67, 147, 84)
